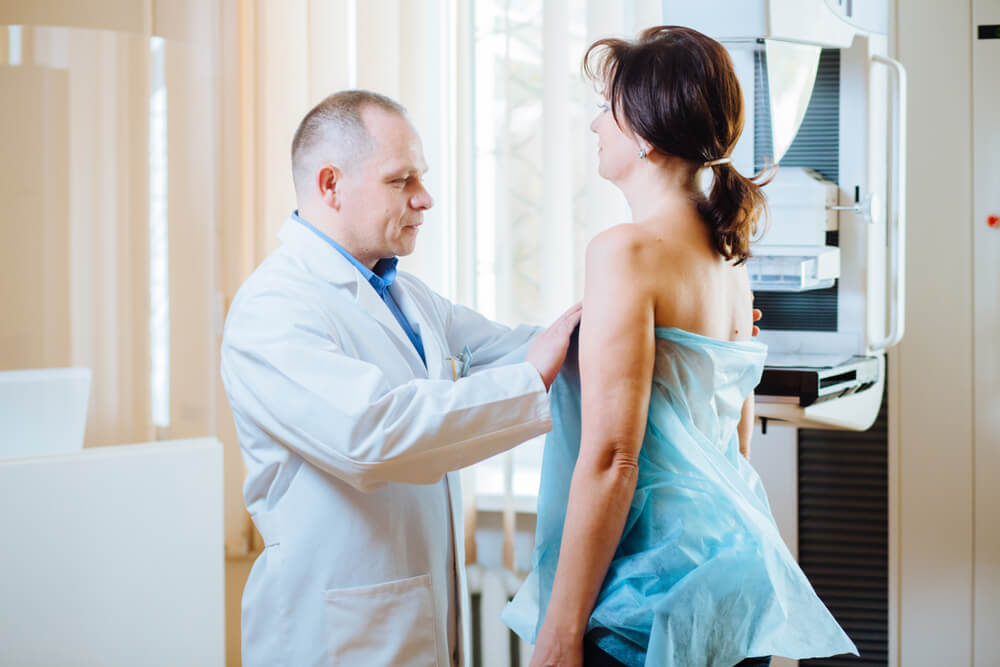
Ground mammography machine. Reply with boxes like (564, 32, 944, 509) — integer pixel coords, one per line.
(665, 0, 904, 429)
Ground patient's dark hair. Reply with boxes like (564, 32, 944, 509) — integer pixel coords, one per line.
(583, 26, 770, 264)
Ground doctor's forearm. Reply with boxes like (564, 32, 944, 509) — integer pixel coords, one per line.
(225, 334, 550, 492)
(541, 447, 638, 638)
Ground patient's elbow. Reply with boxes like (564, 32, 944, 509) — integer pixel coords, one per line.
(581, 440, 640, 482)
(609, 447, 639, 480)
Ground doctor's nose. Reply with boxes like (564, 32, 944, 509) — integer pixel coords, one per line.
(590, 114, 600, 133)
(410, 185, 433, 211)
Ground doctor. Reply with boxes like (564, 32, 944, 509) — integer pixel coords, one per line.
(221, 90, 580, 666)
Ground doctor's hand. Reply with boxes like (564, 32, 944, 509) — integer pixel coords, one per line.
(526, 302, 583, 391)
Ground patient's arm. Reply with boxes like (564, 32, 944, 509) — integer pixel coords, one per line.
(530, 227, 656, 663)
(738, 394, 754, 459)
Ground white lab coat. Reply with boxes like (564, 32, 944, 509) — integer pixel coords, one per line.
(221, 218, 552, 667)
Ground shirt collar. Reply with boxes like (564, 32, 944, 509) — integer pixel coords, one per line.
(292, 211, 399, 295)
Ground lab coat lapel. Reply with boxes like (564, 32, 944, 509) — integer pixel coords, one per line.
(354, 281, 429, 376)
(390, 282, 445, 380)
(277, 217, 428, 376)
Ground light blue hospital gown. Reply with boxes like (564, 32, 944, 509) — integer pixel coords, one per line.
(502, 327, 858, 667)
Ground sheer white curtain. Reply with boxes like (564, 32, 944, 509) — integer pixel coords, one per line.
(234, 0, 663, 570)
(462, 0, 661, 568)
(0, 2, 224, 450)
(231, 0, 461, 488)
(1, 3, 234, 660)
(241, 0, 462, 297)
(206, 3, 469, 661)
(0, 3, 666, 661)
(1, 17, 153, 447)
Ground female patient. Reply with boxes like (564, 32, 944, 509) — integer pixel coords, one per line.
(502, 26, 857, 667)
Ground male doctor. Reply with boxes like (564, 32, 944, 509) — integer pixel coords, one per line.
(221, 90, 580, 666)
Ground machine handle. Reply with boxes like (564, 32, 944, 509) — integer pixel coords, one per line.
(870, 54, 907, 351)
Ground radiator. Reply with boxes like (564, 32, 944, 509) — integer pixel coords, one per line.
(466, 564, 533, 667)
(463, 454, 536, 667)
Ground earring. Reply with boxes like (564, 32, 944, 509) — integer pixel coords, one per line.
(638, 147, 647, 159)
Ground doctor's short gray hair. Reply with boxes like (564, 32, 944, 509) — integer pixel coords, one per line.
(291, 90, 407, 197)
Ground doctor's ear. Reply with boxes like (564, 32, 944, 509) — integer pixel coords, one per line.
(317, 164, 342, 210)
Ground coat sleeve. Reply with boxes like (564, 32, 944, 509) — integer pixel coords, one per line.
(221, 294, 551, 493)
(440, 300, 544, 372)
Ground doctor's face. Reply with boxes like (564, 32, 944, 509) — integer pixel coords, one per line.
(339, 108, 433, 264)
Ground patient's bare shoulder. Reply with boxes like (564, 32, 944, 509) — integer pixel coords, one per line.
(585, 224, 661, 281)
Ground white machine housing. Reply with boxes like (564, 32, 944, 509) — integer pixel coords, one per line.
(748, 168, 841, 292)
(664, 0, 905, 430)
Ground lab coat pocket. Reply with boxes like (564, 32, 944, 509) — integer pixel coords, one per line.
(324, 573, 439, 666)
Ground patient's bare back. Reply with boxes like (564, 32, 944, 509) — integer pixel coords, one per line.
(623, 214, 754, 343)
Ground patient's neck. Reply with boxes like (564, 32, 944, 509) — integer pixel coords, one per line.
(620, 159, 695, 223)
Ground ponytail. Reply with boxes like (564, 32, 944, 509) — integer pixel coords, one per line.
(696, 163, 772, 265)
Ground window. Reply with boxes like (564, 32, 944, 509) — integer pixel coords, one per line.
(149, 35, 169, 430)
(466, 0, 656, 508)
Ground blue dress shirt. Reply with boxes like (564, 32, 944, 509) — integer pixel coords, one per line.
(293, 211, 427, 366)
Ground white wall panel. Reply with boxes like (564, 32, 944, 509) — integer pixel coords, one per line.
(894, 1, 975, 665)
(972, 1, 1000, 664)
(751, 423, 798, 667)
(0, 439, 224, 666)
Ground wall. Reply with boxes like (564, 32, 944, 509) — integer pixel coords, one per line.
(892, 1, 998, 665)
(971, 1, 1000, 664)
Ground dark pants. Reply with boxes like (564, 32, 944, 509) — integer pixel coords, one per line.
(582, 634, 772, 667)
